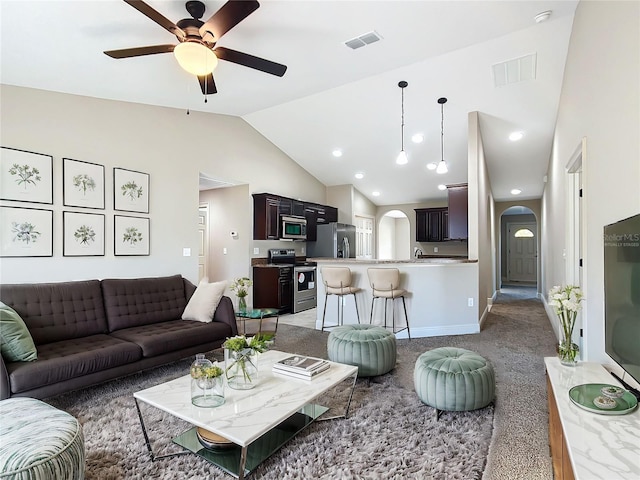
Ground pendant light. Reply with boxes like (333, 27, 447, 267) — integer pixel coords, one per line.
(436, 97, 449, 174)
(396, 81, 408, 165)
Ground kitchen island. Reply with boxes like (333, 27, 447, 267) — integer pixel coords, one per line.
(311, 258, 479, 339)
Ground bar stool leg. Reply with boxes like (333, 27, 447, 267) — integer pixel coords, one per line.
(322, 292, 330, 332)
(370, 296, 375, 324)
(401, 296, 410, 339)
(353, 293, 361, 324)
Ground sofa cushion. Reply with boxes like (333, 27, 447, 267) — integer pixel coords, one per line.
(0, 280, 108, 345)
(110, 319, 233, 357)
(182, 279, 227, 323)
(5, 335, 142, 394)
(0, 302, 37, 362)
(102, 275, 189, 331)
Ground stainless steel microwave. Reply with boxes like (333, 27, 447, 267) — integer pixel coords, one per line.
(281, 215, 307, 240)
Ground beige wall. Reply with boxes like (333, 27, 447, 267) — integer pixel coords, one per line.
(326, 184, 354, 224)
(0, 86, 326, 284)
(543, 1, 640, 373)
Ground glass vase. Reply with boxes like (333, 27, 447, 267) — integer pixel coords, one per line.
(237, 296, 247, 313)
(557, 339, 579, 366)
(225, 348, 258, 390)
(190, 355, 225, 407)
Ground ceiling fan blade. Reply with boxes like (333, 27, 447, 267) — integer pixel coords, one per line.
(215, 47, 287, 77)
(198, 74, 218, 95)
(104, 44, 175, 59)
(199, 0, 259, 42)
(124, 0, 185, 40)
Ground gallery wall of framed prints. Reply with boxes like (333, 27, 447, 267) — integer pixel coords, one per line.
(1, 146, 151, 258)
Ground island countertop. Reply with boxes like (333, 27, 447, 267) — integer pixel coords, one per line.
(309, 257, 476, 264)
(311, 258, 480, 338)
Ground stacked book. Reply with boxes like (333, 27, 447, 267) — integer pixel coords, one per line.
(272, 355, 330, 380)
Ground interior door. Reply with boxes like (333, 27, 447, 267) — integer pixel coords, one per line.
(507, 222, 537, 283)
(198, 206, 208, 282)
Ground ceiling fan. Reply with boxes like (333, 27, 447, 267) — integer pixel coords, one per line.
(104, 0, 287, 96)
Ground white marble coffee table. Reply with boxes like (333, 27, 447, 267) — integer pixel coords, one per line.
(134, 350, 358, 479)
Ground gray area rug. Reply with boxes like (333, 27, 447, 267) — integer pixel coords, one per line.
(47, 286, 555, 479)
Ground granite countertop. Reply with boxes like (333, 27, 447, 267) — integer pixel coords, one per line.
(309, 257, 476, 264)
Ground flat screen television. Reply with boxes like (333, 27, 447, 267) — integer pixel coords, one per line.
(604, 213, 640, 386)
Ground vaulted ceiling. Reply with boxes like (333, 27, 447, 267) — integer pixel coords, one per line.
(0, 0, 578, 205)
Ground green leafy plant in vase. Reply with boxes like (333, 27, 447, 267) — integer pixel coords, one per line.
(223, 334, 273, 390)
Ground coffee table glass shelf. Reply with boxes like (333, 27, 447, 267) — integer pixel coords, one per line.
(134, 350, 358, 480)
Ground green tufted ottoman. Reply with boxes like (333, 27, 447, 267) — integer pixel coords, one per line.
(327, 324, 397, 377)
(414, 347, 495, 418)
(0, 398, 85, 480)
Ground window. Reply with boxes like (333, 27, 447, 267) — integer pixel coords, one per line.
(514, 228, 534, 238)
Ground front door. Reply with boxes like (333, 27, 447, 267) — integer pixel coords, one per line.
(507, 222, 537, 283)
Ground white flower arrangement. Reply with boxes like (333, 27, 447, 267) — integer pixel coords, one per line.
(548, 285, 584, 363)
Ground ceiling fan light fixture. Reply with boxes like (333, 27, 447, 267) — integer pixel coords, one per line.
(174, 42, 218, 76)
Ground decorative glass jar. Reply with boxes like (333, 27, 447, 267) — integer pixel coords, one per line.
(224, 348, 258, 390)
(190, 354, 225, 407)
(557, 340, 579, 367)
(237, 296, 247, 313)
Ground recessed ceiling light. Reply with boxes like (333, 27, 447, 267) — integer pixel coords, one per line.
(438, 184, 447, 191)
(372, 191, 381, 197)
(511, 189, 522, 195)
(332, 149, 343, 157)
(509, 131, 524, 142)
(412, 133, 424, 144)
(426, 163, 437, 170)
(354, 172, 364, 179)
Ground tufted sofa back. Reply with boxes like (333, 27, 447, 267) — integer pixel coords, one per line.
(101, 274, 191, 332)
(0, 280, 108, 345)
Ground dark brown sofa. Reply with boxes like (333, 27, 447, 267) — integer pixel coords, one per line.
(0, 274, 237, 400)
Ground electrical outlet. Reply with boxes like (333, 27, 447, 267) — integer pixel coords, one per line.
(223, 248, 227, 255)
(434, 247, 439, 253)
(182, 248, 191, 257)
(468, 298, 474, 307)
(253, 247, 259, 255)
(301, 246, 305, 254)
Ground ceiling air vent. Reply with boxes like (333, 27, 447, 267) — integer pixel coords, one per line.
(344, 30, 383, 50)
(492, 53, 537, 87)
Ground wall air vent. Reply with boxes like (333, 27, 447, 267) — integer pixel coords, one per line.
(492, 53, 537, 87)
(344, 30, 383, 50)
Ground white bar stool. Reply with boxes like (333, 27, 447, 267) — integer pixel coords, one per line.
(320, 266, 361, 331)
(367, 267, 410, 338)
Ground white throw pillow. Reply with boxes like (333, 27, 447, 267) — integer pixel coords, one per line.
(182, 279, 227, 323)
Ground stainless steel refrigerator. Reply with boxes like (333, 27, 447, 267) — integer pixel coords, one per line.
(307, 222, 356, 258)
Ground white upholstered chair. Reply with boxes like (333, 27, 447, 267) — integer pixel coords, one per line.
(320, 266, 361, 331)
(367, 267, 410, 338)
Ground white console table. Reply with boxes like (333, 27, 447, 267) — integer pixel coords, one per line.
(545, 357, 640, 479)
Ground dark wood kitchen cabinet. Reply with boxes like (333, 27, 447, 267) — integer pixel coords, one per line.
(447, 183, 468, 240)
(253, 266, 292, 312)
(415, 207, 448, 242)
(253, 193, 281, 240)
(304, 205, 318, 241)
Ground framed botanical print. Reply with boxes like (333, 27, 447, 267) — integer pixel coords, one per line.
(114, 215, 150, 256)
(113, 167, 149, 213)
(0, 206, 53, 257)
(0, 147, 53, 204)
(63, 211, 105, 257)
(63, 158, 105, 209)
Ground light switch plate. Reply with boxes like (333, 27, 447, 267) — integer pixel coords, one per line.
(182, 248, 191, 257)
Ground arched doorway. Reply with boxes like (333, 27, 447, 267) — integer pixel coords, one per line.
(378, 210, 410, 260)
(500, 206, 538, 287)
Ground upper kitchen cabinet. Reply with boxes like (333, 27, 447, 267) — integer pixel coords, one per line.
(415, 207, 448, 242)
(304, 203, 338, 241)
(447, 183, 468, 240)
(253, 193, 281, 240)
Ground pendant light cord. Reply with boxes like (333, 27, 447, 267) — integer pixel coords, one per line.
(400, 86, 405, 151)
(440, 102, 444, 161)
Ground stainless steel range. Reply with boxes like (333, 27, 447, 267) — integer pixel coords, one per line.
(269, 248, 317, 313)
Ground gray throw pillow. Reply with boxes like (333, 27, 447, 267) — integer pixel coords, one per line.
(0, 301, 38, 362)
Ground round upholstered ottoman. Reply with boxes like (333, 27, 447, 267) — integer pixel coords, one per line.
(0, 398, 85, 480)
(327, 324, 397, 377)
(414, 347, 495, 416)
